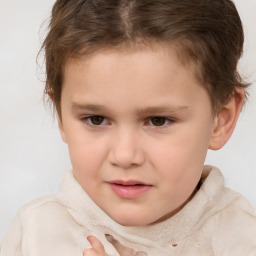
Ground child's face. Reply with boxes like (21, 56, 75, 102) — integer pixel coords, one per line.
(59, 46, 217, 226)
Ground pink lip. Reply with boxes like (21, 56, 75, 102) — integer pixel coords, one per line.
(107, 180, 152, 199)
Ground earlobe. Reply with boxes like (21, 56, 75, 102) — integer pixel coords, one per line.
(58, 119, 67, 144)
(208, 89, 244, 150)
(46, 85, 54, 102)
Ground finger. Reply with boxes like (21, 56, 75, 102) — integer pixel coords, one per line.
(87, 235, 106, 254)
(105, 234, 148, 256)
(83, 248, 99, 256)
(105, 234, 135, 256)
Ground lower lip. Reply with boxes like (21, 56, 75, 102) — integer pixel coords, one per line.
(109, 183, 152, 199)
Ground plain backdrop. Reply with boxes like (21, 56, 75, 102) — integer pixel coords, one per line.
(0, 0, 255, 242)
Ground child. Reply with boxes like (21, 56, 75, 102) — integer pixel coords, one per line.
(1, 0, 256, 255)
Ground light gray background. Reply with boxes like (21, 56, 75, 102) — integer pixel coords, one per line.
(0, 0, 255, 242)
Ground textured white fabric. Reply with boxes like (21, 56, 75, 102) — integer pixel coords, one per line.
(1, 165, 256, 256)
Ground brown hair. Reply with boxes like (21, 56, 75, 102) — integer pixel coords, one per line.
(41, 0, 249, 117)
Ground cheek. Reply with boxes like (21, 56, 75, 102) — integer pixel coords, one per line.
(66, 131, 107, 176)
(152, 143, 202, 205)
(149, 126, 210, 190)
(149, 132, 201, 171)
(168, 122, 212, 166)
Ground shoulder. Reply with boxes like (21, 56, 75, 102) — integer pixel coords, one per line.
(215, 188, 256, 229)
(16, 171, 77, 223)
(200, 166, 256, 230)
(17, 194, 62, 214)
(1, 194, 70, 254)
(1, 194, 84, 255)
(16, 193, 76, 226)
(211, 188, 256, 255)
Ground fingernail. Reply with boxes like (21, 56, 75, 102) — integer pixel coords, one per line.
(105, 234, 115, 243)
(87, 235, 93, 242)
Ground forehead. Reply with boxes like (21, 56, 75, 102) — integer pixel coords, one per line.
(61, 45, 212, 118)
(64, 47, 190, 95)
(63, 44, 199, 86)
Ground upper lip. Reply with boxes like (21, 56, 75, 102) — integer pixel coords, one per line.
(107, 180, 152, 186)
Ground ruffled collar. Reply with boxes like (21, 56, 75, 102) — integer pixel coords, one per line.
(57, 165, 226, 248)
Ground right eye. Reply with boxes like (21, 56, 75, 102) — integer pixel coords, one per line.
(82, 115, 109, 126)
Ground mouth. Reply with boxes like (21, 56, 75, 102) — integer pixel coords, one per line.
(107, 180, 153, 199)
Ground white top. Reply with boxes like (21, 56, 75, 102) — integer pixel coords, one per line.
(1, 165, 256, 256)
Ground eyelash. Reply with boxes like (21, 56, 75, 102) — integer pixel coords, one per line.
(80, 115, 175, 128)
(81, 115, 110, 126)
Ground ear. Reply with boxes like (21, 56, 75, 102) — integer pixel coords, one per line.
(46, 85, 54, 102)
(58, 119, 67, 144)
(208, 89, 244, 150)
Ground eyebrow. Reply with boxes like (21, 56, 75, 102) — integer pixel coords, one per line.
(71, 102, 188, 116)
(136, 105, 188, 116)
(72, 103, 107, 112)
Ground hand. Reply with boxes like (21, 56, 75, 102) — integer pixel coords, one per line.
(83, 234, 148, 256)
(83, 235, 109, 256)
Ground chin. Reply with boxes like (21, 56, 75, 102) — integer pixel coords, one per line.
(109, 211, 154, 227)
(116, 218, 149, 227)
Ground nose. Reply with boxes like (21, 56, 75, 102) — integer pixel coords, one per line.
(108, 128, 145, 169)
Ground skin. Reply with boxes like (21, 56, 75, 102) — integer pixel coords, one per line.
(57, 45, 243, 255)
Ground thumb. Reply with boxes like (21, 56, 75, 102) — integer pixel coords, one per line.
(87, 235, 106, 254)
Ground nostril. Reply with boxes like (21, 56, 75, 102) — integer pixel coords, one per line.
(108, 138, 145, 168)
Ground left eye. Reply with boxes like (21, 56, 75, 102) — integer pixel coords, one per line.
(148, 117, 172, 126)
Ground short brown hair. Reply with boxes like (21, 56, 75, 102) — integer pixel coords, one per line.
(41, 0, 249, 117)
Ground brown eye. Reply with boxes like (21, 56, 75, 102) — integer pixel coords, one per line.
(150, 117, 167, 126)
(89, 115, 105, 125)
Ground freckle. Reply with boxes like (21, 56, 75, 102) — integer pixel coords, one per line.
(172, 243, 178, 247)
